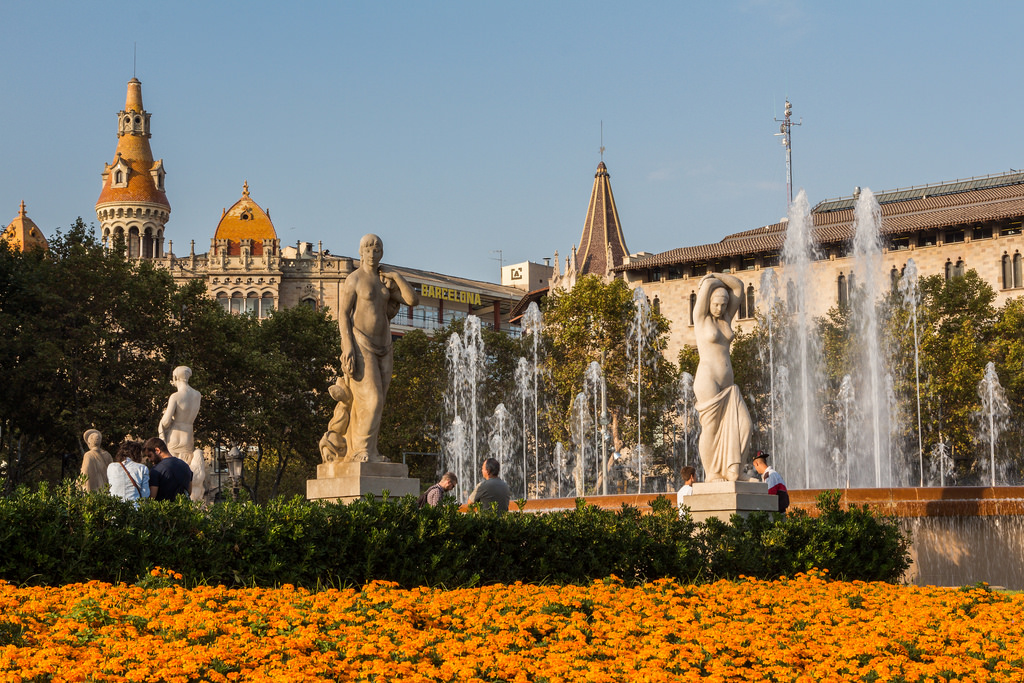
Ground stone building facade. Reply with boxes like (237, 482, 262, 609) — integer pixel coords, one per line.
(93, 78, 523, 335)
(619, 177, 1024, 362)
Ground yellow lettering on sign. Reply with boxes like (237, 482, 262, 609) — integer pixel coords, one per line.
(419, 284, 481, 306)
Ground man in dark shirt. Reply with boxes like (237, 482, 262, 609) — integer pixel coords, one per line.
(467, 458, 512, 512)
(143, 437, 193, 501)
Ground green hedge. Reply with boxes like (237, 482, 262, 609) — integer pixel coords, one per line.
(0, 484, 909, 587)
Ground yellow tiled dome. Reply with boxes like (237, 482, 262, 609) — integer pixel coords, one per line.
(214, 182, 277, 255)
(1, 201, 49, 253)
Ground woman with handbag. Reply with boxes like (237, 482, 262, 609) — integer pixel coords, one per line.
(107, 440, 151, 503)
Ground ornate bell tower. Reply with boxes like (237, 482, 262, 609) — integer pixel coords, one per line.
(95, 78, 171, 258)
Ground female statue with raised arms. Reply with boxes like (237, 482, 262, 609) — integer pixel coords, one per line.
(692, 272, 753, 482)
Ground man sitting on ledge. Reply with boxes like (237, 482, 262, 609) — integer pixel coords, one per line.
(468, 458, 511, 513)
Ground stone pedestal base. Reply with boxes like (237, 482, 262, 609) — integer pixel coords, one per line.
(306, 461, 420, 503)
(682, 481, 778, 523)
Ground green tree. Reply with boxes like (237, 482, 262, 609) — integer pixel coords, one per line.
(988, 295, 1024, 478)
(542, 276, 677, 462)
(0, 220, 179, 490)
(917, 270, 997, 479)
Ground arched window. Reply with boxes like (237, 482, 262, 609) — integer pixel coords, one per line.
(260, 293, 275, 318)
(230, 293, 243, 314)
(115, 170, 123, 184)
(128, 227, 140, 259)
(745, 284, 755, 318)
(954, 259, 965, 278)
(141, 228, 153, 259)
(301, 297, 318, 310)
(216, 293, 230, 312)
(1003, 254, 1013, 289)
(786, 280, 798, 313)
(244, 293, 259, 315)
(837, 274, 848, 308)
(738, 288, 747, 319)
(890, 266, 899, 292)
(689, 292, 696, 326)
(944, 260, 953, 280)
(652, 296, 660, 315)
(1014, 252, 1023, 289)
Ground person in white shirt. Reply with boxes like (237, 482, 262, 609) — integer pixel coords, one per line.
(107, 440, 150, 504)
(676, 465, 697, 516)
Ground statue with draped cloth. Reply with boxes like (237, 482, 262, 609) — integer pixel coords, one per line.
(693, 272, 753, 481)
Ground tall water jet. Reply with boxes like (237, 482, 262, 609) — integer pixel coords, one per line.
(444, 317, 486, 492)
(487, 403, 516, 493)
(514, 357, 532, 499)
(522, 302, 545, 494)
(929, 441, 953, 487)
(898, 258, 925, 485)
(462, 317, 486, 489)
(444, 334, 467, 497)
(554, 442, 566, 498)
(758, 269, 781, 457)
(851, 188, 889, 487)
(838, 374, 855, 488)
(976, 362, 1011, 486)
(779, 190, 825, 488)
(774, 364, 791, 481)
(677, 372, 697, 473)
(446, 415, 468, 501)
(628, 286, 655, 486)
(886, 373, 897, 486)
(585, 361, 604, 489)
(570, 392, 592, 496)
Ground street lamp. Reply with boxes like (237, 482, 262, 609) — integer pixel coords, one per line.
(226, 445, 244, 497)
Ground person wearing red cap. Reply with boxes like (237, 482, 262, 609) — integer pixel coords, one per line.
(752, 451, 789, 514)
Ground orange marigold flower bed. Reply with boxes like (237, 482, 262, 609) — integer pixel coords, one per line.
(0, 573, 1021, 682)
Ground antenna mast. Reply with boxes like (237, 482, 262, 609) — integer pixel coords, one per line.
(774, 100, 802, 205)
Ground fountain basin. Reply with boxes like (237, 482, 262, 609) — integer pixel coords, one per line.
(493, 486, 1024, 589)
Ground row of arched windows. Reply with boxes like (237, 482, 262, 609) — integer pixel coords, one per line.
(103, 225, 163, 258)
(216, 292, 276, 318)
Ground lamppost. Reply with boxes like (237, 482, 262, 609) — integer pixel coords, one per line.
(226, 445, 244, 499)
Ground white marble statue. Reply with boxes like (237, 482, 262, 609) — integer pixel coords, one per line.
(79, 429, 113, 492)
(189, 447, 208, 503)
(337, 234, 418, 462)
(693, 272, 753, 481)
(159, 366, 202, 460)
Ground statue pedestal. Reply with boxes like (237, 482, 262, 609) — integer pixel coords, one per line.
(683, 481, 778, 523)
(306, 461, 420, 503)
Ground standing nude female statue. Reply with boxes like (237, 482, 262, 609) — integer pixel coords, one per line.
(692, 272, 753, 481)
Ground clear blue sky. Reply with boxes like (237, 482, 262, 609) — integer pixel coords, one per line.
(3, 1, 1020, 282)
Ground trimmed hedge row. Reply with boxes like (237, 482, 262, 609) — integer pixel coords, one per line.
(0, 484, 910, 587)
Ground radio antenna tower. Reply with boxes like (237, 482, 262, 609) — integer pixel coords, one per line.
(774, 99, 802, 205)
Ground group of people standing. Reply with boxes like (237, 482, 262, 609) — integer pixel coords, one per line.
(80, 430, 194, 503)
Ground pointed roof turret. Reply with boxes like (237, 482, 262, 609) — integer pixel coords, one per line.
(2, 201, 49, 252)
(574, 161, 629, 276)
(96, 77, 170, 211)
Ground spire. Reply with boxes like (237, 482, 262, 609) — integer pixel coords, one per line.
(125, 77, 144, 112)
(574, 161, 629, 276)
(96, 77, 170, 259)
